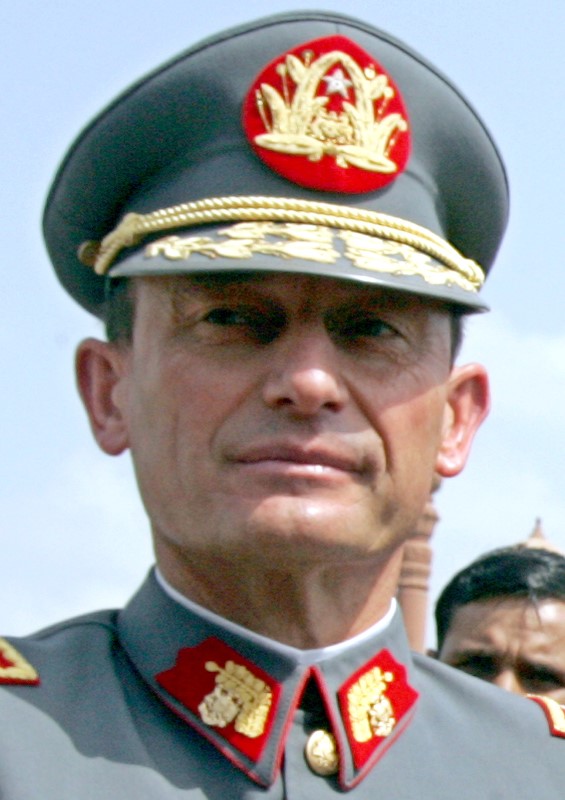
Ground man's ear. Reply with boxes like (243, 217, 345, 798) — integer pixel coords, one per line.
(435, 363, 490, 478)
(75, 338, 131, 456)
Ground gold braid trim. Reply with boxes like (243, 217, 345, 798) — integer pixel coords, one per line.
(79, 195, 484, 290)
(0, 637, 39, 683)
(528, 694, 565, 737)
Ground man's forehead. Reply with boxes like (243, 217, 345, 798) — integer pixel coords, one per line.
(136, 271, 451, 313)
(446, 599, 565, 662)
(453, 597, 565, 634)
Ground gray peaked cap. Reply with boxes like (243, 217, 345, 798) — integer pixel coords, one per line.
(43, 10, 508, 315)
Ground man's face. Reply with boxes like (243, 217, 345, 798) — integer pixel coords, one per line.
(439, 597, 565, 703)
(78, 272, 487, 572)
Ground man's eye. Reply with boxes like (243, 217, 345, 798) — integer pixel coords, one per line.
(522, 666, 564, 693)
(329, 314, 398, 341)
(453, 656, 498, 681)
(204, 308, 249, 326)
(352, 318, 396, 337)
(202, 307, 284, 344)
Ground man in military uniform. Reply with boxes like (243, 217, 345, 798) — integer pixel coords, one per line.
(1, 10, 564, 798)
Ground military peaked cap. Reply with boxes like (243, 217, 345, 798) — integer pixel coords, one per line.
(43, 10, 508, 315)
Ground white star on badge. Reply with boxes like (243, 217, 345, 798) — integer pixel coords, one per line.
(322, 68, 353, 98)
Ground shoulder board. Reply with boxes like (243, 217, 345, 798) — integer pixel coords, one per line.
(528, 694, 565, 738)
(0, 637, 40, 685)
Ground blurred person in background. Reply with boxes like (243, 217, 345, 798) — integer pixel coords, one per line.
(436, 546, 565, 703)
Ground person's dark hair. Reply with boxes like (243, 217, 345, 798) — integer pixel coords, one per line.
(102, 275, 466, 359)
(449, 308, 465, 362)
(104, 278, 136, 343)
(435, 546, 565, 652)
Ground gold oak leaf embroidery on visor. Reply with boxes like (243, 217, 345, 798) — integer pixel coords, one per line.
(145, 222, 338, 264)
(198, 660, 273, 738)
(338, 230, 479, 291)
(143, 221, 481, 293)
(82, 196, 484, 294)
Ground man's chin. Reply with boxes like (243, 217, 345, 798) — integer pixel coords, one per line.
(238, 499, 389, 561)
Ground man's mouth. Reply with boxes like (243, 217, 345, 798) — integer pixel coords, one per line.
(233, 441, 367, 481)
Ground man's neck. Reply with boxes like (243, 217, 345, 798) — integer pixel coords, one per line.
(154, 544, 404, 649)
(156, 567, 397, 661)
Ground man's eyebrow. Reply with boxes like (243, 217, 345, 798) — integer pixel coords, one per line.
(446, 648, 498, 661)
(186, 271, 271, 290)
(525, 663, 565, 675)
(520, 660, 565, 678)
(161, 272, 275, 305)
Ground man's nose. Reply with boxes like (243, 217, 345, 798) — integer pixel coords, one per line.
(493, 669, 523, 696)
(262, 326, 349, 415)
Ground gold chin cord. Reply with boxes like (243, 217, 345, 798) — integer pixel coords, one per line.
(77, 195, 485, 292)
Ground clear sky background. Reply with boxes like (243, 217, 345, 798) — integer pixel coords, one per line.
(3, 0, 565, 645)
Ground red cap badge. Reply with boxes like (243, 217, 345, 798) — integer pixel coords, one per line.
(243, 35, 410, 194)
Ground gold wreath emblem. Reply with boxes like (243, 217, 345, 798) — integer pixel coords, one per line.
(347, 666, 397, 742)
(197, 660, 273, 738)
(254, 49, 408, 173)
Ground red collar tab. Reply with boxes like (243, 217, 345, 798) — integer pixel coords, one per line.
(528, 694, 565, 738)
(243, 35, 410, 194)
(156, 637, 282, 763)
(338, 648, 418, 771)
(0, 638, 40, 685)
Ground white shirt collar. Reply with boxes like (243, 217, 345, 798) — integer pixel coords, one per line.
(155, 567, 396, 666)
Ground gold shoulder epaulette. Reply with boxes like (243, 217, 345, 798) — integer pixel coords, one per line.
(528, 694, 565, 738)
(0, 637, 40, 685)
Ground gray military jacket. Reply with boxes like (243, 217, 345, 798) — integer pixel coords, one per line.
(1, 570, 564, 798)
